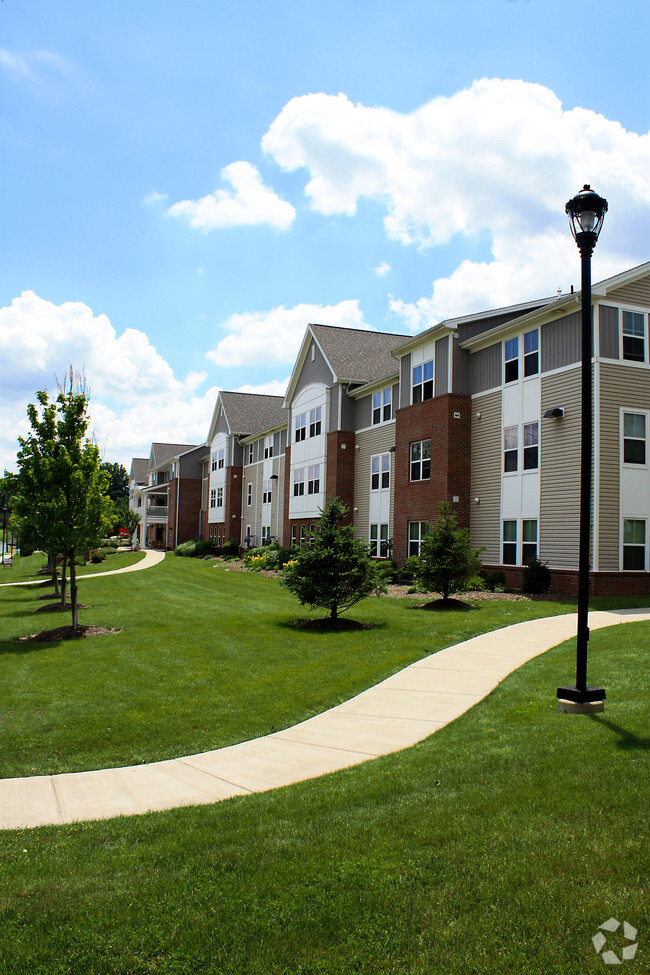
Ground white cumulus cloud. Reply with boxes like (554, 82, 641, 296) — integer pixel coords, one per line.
(166, 161, 296, 232)
(206, 299, 372, 367)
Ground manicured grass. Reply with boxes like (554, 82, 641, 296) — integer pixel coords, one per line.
(0, 554, 647, 777)
(0, 550, 145, 584)
(0, 621, 646, 974)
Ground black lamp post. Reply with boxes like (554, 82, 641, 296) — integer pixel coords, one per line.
(557, 185, 608, 711)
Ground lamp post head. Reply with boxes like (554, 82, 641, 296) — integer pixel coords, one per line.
(565, 184, 608, 245)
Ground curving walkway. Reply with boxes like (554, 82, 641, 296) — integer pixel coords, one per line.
(0, 549, 165, 587)
(1, 605, 648, 831)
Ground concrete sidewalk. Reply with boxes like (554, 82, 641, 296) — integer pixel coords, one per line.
(0, 549, 165, 588)
(1, 606, 648, 830)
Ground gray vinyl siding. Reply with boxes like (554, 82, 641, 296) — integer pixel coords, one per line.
(609, 278, 650, 307)
(294, 341, 335, 397)
(271, 454, 285, 545)
(469, 343, 501, 395)
(598, 362, 650, 570)
(232, 438, 244, 466)
(452, 341, 470, 395)
(329, 390, 339, 432)
(340, 384, 356, 431)
(434, 335, 449, 395)
(469, 389, 501, 563)
(540, 369, 581, 569)
(400, 354, 411, 408)
(599, 305, 619, 359)
(353, 426, 396, 545)
(541, 311, 581, 372)
(214, 413, 229, 436)
(178, 448, 204, 479)
(354, 393, 372, 430)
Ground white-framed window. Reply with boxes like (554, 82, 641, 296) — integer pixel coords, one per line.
(293, 468, 305, 497)
(412, 360, 433, 404)
(300, 524, 306, 545)
(264, 435, 274, 460)
(505, 329, 539, 384)
(211, 452, 218, 472)
(247, 483, 252, 507)
(248, 443, 254, 465)
(216, 487, 223, 508)
(622, 310, 646, 363)
(408, 521, 429, 557)
(291, 525, 297, 546)
(522, 519, 538, 564)
(262, 479, 272, 504)
(623, 519, 646, 570)
(503, 520, 517, 564)
(295, 413, 307, 443)
(217, 448, 225, 470)
(309, 407, 322, 438)
(410, 440, 430, 481)
(372, 387, 392, 424)
(523, 329, 539, 377)
(262, 525, 271, 542)
(504, 426, 518, 473)
(370, 523, 389, 558)
(523, 422, 539, 471)
(210, 488, 216, 509)
(504, 337, 519, 384)
(371, 454, 390, 491)
(622, 412, 646, 465)
(307, 464, 320, 494)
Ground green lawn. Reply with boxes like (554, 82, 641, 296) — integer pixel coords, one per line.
(1, 553, 643, 778)
(0, 620, 646, 974)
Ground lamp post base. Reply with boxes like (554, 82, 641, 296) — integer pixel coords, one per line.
(557, 685, 606, 713)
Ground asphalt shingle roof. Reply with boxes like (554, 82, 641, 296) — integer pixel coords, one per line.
(129, 458, 149, 483)
(310, 325, 404, 384)
(219, 391, 287, 436)
(150, 443, 198, 468)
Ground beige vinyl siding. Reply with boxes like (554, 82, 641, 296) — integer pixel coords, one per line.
(271, 455, 285, 544)
(353, 425, 396, 546)
(598, 362, 650, 570)
(609, 279, 650, 307)
(469, 389, 501, 563)
(540, 369, 581, 568)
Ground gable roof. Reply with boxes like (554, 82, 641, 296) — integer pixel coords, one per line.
(284, 324, 404, 406)
(149, 442, 198, 471)
(129, 457, 149, 483)
(207, 391, 287, 442)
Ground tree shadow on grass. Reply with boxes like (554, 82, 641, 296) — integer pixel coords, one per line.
(277, 618, 389, 633)
(589, 714, 650, 751)
(403, 598, 479, 612)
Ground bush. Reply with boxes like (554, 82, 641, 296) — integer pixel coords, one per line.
(90, 548, 105, 564)
(479, 568, 507, 592)
(174, 539, 217, 558)
(221, 537, 241, 559)
(522, 557, 551, 594)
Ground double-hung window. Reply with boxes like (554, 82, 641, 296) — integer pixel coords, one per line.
(248, 444, 254, 465)
(264, 436, 273, 459)
(523, 422, 539, 470)
(503, 521, 517, 564)
(623, 519, 646, 570)
(295, 413, 306, 443)
(622, 311, 645, 362)
(217, 448, 225, 470)
(216, 487, 223, 508)
(504, 426, 518, 472)
(309, 407, 321, 438)
(262, 480, 271, 504)
(523, 330, 539, 377)
(410, 440, 431, 481)
(211, 452, 218, 472)
(623, 412, 646, 465)
(293, 468, 305, 497)
(247, 483, 252, 507)
(412, 360, 434, 403)
(522, 520, 538, 564)
(504, 338, 519, 383)
(307, 465, 320, 494)
(372, 387, 392, 424)
(210, 488, 216, 509)
(370, 524, 389, 558)
(408, 521, 429, 557)
(371, 454, 390, 491)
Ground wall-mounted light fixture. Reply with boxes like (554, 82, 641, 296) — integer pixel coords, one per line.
(543, 407, 565, 419)
(473, 497, 480, 504)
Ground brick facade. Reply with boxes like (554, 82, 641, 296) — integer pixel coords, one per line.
(225, 466, 243, 542)
(393, 394, 471, 564)
(325, 430, 355, 518)
(167, 476, 203, 548)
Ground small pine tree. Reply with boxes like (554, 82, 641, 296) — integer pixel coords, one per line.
(282, 497, 385, 621)
(414, 501, 485, 603)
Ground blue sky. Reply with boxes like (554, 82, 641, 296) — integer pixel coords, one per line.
(1, 0, 648, 471)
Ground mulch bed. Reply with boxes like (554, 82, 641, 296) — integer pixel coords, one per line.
(16, 625, 121, 643)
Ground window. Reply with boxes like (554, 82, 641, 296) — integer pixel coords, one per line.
(522, 520, 537, 564)
(370, 523, 389, 558)
(371, 454, 390, 491)
(248, 444, 254, 465)
(309, 407, 322, 438)
(291, 525, 297, 546)
(293, 468, 305, 497)
(504, 337, 518, 383)
(210, 488, 216, 509)
(295, 413, 307, 443)
(523, 422, 539, 470)
(524, 329, 539, 377)
(247, 483, 252, 507)
(372, 387, 392, 424)
(504, 426, 518, 472)
(623, 519, 646, 570)
(217, 448, 225, 470)
(307, 464, 320, 494)
(262, 526, 271, 543)
(262, 480, 272, 504)
(211, 452, 218, 472)
(216, 487, 223, 508)
(622, 311, 645, 362)
(408, 521, 429, 557)
(410, 440, 431, 481)
(623, 412, 646, 465)
(264, 435, 274, 459)
(300, 525, 306, 545)
(503, 521, 517, 564)
(412, 360, 434, 403)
